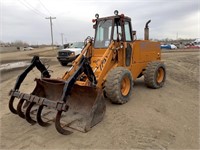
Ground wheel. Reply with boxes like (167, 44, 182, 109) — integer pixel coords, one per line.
(104, 67, 133, 104)
(144, 61, 166, 89)
(60, 62, 68, 66)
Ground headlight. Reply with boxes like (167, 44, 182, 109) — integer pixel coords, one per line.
(70, 52, 75, 56)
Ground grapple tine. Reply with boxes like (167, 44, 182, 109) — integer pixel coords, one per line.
(25, 102, 37, 125)
(9, 96, 18, 114)
(36, 105, 51, 127)
(55, 111, 73, 135)
(17, 99, 26, 118)
(9, 56, 51, 114)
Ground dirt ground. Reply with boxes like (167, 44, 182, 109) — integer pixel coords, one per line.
(0, 48, 199, 149)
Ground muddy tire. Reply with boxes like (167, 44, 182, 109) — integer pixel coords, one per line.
(144, 61, 166, 89)
(104, 67, 133, 104)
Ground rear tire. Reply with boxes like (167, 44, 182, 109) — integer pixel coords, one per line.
(104, 67, 133, 104)
(144, 61, 166, 89)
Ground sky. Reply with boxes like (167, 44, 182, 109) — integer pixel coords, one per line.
(0, 0, 199, 45)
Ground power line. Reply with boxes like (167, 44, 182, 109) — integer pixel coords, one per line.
(38, 0, 52, 16)
(37, 0, 63, 44)
(36, 0, 67, 45)
(19, 0, 64, 45)
(23, 0, 47, 17)
(18, 0, 45, 17)
(37, 0, 65, 38)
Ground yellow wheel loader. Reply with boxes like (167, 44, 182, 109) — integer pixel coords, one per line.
(9, 10, 166, 135)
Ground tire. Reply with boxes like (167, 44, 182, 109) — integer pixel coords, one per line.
(104, 67, 133, 104)
(60, 62, 68, 66)
(144, 61, 166, 89)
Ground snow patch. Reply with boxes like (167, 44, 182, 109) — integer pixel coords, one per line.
(0, 61, 30, 71)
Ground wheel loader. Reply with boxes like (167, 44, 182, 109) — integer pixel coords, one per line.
(9, 10, 166, 135)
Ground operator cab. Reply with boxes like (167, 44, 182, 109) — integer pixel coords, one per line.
(93, 10, 134, 48)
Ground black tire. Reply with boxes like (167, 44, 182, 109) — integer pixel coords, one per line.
(144, 61, 166, 89)
(104, 67, 133, 104)
(60, 62, 68, 66)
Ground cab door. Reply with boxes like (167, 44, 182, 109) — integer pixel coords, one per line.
(123, 21, 133, 67)
(113, 18, 133, 67)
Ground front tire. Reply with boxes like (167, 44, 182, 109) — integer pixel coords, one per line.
(60, 62, 68, 66)
(144, 62, 166, 89)
(104, 67, 133, 104)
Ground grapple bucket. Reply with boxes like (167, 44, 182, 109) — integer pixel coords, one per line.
(10, 78, 106, 134)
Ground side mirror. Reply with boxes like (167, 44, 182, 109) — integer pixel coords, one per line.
(132, 31, 136, 36)
(132, 31, 137, 40)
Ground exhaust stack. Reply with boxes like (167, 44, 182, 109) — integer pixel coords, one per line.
(144, 20, 151, 40)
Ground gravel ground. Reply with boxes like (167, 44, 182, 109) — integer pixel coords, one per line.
(0, 48, 199, 149)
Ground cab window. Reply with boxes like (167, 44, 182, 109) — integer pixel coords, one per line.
(94, 20, 112, 48)
(124, 21, 132, 41)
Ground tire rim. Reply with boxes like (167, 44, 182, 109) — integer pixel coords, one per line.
(157, 67, 164, 83)
(121, 76, 131, 96)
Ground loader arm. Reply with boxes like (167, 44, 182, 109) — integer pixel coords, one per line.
(59, 56, 97, 104)
(62, 41, 92, 80)
(92, 41, 118, 88)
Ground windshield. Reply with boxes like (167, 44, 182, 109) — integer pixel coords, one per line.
(69, 42, 84, 48)
(94, 19, 112, 48)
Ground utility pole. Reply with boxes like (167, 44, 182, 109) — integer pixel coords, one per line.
(45, 16, 56, 49)
(61, 33, 64, 46)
